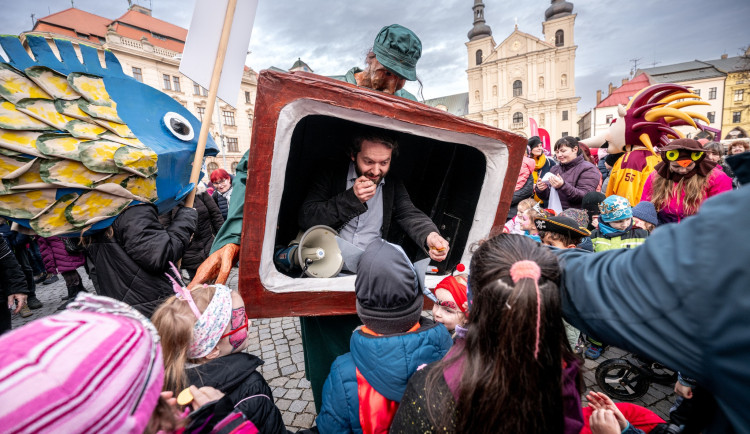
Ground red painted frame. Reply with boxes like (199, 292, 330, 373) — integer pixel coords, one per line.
(239, 70, 527, 318)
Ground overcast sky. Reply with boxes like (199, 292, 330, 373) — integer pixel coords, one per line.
(3, 0, 749, 112)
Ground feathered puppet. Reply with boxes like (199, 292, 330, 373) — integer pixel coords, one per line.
(580, 83, 710, 206)
(0, 35, 219, 236)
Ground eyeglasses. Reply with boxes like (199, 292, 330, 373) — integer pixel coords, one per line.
(215, 178, 231, 185)
(221, 311, 249, 339)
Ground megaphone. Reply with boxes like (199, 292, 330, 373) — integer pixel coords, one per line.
(273, 225, 344, 278)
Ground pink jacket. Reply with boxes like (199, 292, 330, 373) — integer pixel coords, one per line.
(515, 157, 536, 191)
(642, 167, 733, 223)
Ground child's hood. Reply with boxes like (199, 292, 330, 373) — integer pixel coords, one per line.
(350, 317, 452, 402)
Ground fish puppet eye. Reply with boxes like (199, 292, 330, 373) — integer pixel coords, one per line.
(691, 151, 704, 161)
(163, 112, 195, 141)
(665, 150, 679, 161)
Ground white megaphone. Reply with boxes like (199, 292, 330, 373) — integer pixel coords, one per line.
(273, 225, 344, 278)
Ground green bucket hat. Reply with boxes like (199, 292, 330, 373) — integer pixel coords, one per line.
(372, 24, 422, 81)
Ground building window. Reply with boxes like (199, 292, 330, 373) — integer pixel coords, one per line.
(513, 80, 522, 97)
(733, 111, 742, 123)
(707, 111, 715, 124)
(539, 113, 545, 127)
(734, 89, 744, 101)
(562, 131, 568, 137)
(162, 74, 171, 90)
(555, 30, 564, 47)
(476, 49, 483, 65)
(196, 106, 205, 122)
(512, 112, 523, 124)
(202, 87, 208, 97)
(231, 161, 239, 174)
(606, 114, 613, 124)
(245, 91, 251, 104)
(709, 87, 717, 100)
(131, 67, 143, 83)
(193, 81, 201, 95)
(171, 76, 180, 92)
(492, 85, 497, 96)
(693, 89, 701, 97)
(562, 110, 568, 121)
(226, 137, 239, 152)
(207, 162, 219, 174)
(223, 110, 235, 126)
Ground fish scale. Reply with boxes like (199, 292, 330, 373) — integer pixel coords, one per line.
(0, 35, 219, 236)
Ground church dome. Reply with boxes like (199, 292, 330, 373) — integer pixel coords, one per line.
(545, 0, 574, 21)
(468, 0, 492, 41)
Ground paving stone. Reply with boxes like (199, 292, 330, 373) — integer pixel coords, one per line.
(296, 362, 306, 372)
(301, 389, 314, 401)
(299, 378, 311, 388)
(305, 402, 317, 413)
(285, 389, 302, 400)
(279, 357, 293, 368)
(277, 351, 291, 360)
(263, 362, 278, 372)
(281, 412, 295, 427)
(284, 378, 299, 388)
(281, 364, 298, 376)
(275, 398, 292, 411)
(272, 387, 285, 399)
(289, 399, 307, 413)
(290, 371, 305, 379)
(292, 413, 315, 428)
(290, 343, 304, 353)
(292, 352, 305, 364)
(264, 369, 280, 379)
(268, 377, 288, 387)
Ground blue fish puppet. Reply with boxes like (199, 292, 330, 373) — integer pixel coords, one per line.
(0, 35, 219, 236)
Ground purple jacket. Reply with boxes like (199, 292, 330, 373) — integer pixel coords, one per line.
(37, 236, 86, 273)
(535, 155, 601, 210)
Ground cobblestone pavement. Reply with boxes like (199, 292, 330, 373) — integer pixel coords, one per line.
(12, 267, 676, 431)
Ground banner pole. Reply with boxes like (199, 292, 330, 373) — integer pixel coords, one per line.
(184, 0, 238, 208)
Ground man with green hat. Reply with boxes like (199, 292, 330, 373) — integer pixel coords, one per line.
(341, 24, 422, 101)
(191, 23, 440, 412)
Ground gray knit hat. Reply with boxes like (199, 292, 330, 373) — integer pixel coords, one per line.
(355, 239, 423, 334)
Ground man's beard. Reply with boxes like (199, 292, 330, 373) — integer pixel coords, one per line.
(355, 163, 387, 185)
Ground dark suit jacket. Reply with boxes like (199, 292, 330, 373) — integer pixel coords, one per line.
(298, 163, 438, 252)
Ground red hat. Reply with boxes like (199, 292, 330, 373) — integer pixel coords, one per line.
(433, 275, 468, 314)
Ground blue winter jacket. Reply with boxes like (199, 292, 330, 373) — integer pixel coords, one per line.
(557, 176, 750, 433)
(316, 317, 452, 433)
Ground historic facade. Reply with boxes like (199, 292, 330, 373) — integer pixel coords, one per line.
(24, 4, 257, 174)
(465, 0, 579, 140)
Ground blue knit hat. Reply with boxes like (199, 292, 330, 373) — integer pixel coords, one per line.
(632, 201, 658, 226)
(598, 195, 632, 223)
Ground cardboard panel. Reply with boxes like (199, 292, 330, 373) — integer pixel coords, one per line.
(239, 70, 526, 318)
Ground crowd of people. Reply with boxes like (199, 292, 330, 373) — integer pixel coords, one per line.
(1, 22, 749, 434)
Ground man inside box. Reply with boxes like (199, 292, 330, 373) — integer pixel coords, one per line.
(191, 24, 450, 411)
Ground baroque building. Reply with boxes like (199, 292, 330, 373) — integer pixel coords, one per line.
(23, 4, 257, 174)
(464, 0, 579, 140)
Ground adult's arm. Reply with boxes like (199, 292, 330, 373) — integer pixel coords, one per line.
(391, 180, 440, 251)
(298, 168, 366, 232)
(557, 163, 600, 203)
(114, 204, 197, 274)
(210, 153, 248, 254)
(204, 192, 225, 234)
(556, 186, 750, 432)
(535, 180, 551, 200)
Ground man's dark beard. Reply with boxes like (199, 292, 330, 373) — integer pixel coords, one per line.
(354, 162, 386, 185)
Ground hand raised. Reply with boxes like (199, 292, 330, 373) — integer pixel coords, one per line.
(353, 176, 377, 203)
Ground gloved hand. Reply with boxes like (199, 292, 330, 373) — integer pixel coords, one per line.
(188, 243, 240, 288)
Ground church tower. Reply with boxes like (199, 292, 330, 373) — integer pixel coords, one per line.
(466, 0, 494, 69)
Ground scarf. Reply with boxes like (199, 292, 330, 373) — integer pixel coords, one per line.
(533, 154, 547, 202)
(220, 186, 233, 205)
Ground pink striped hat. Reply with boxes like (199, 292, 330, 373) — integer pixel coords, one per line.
(0, 293, 163, 433)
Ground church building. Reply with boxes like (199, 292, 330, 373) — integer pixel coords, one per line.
(464, 0, 580, 140)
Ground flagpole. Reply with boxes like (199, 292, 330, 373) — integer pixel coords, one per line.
(184, 0, 238, 208)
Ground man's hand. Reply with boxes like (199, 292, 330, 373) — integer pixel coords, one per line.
(535, 181, 549, 191)
(353, 176, 377, 203)
(7, 294, 27, 314)
(674, 382, 694, 399)
(426, 232, 449, 262)
(189, 243, 240, 288)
